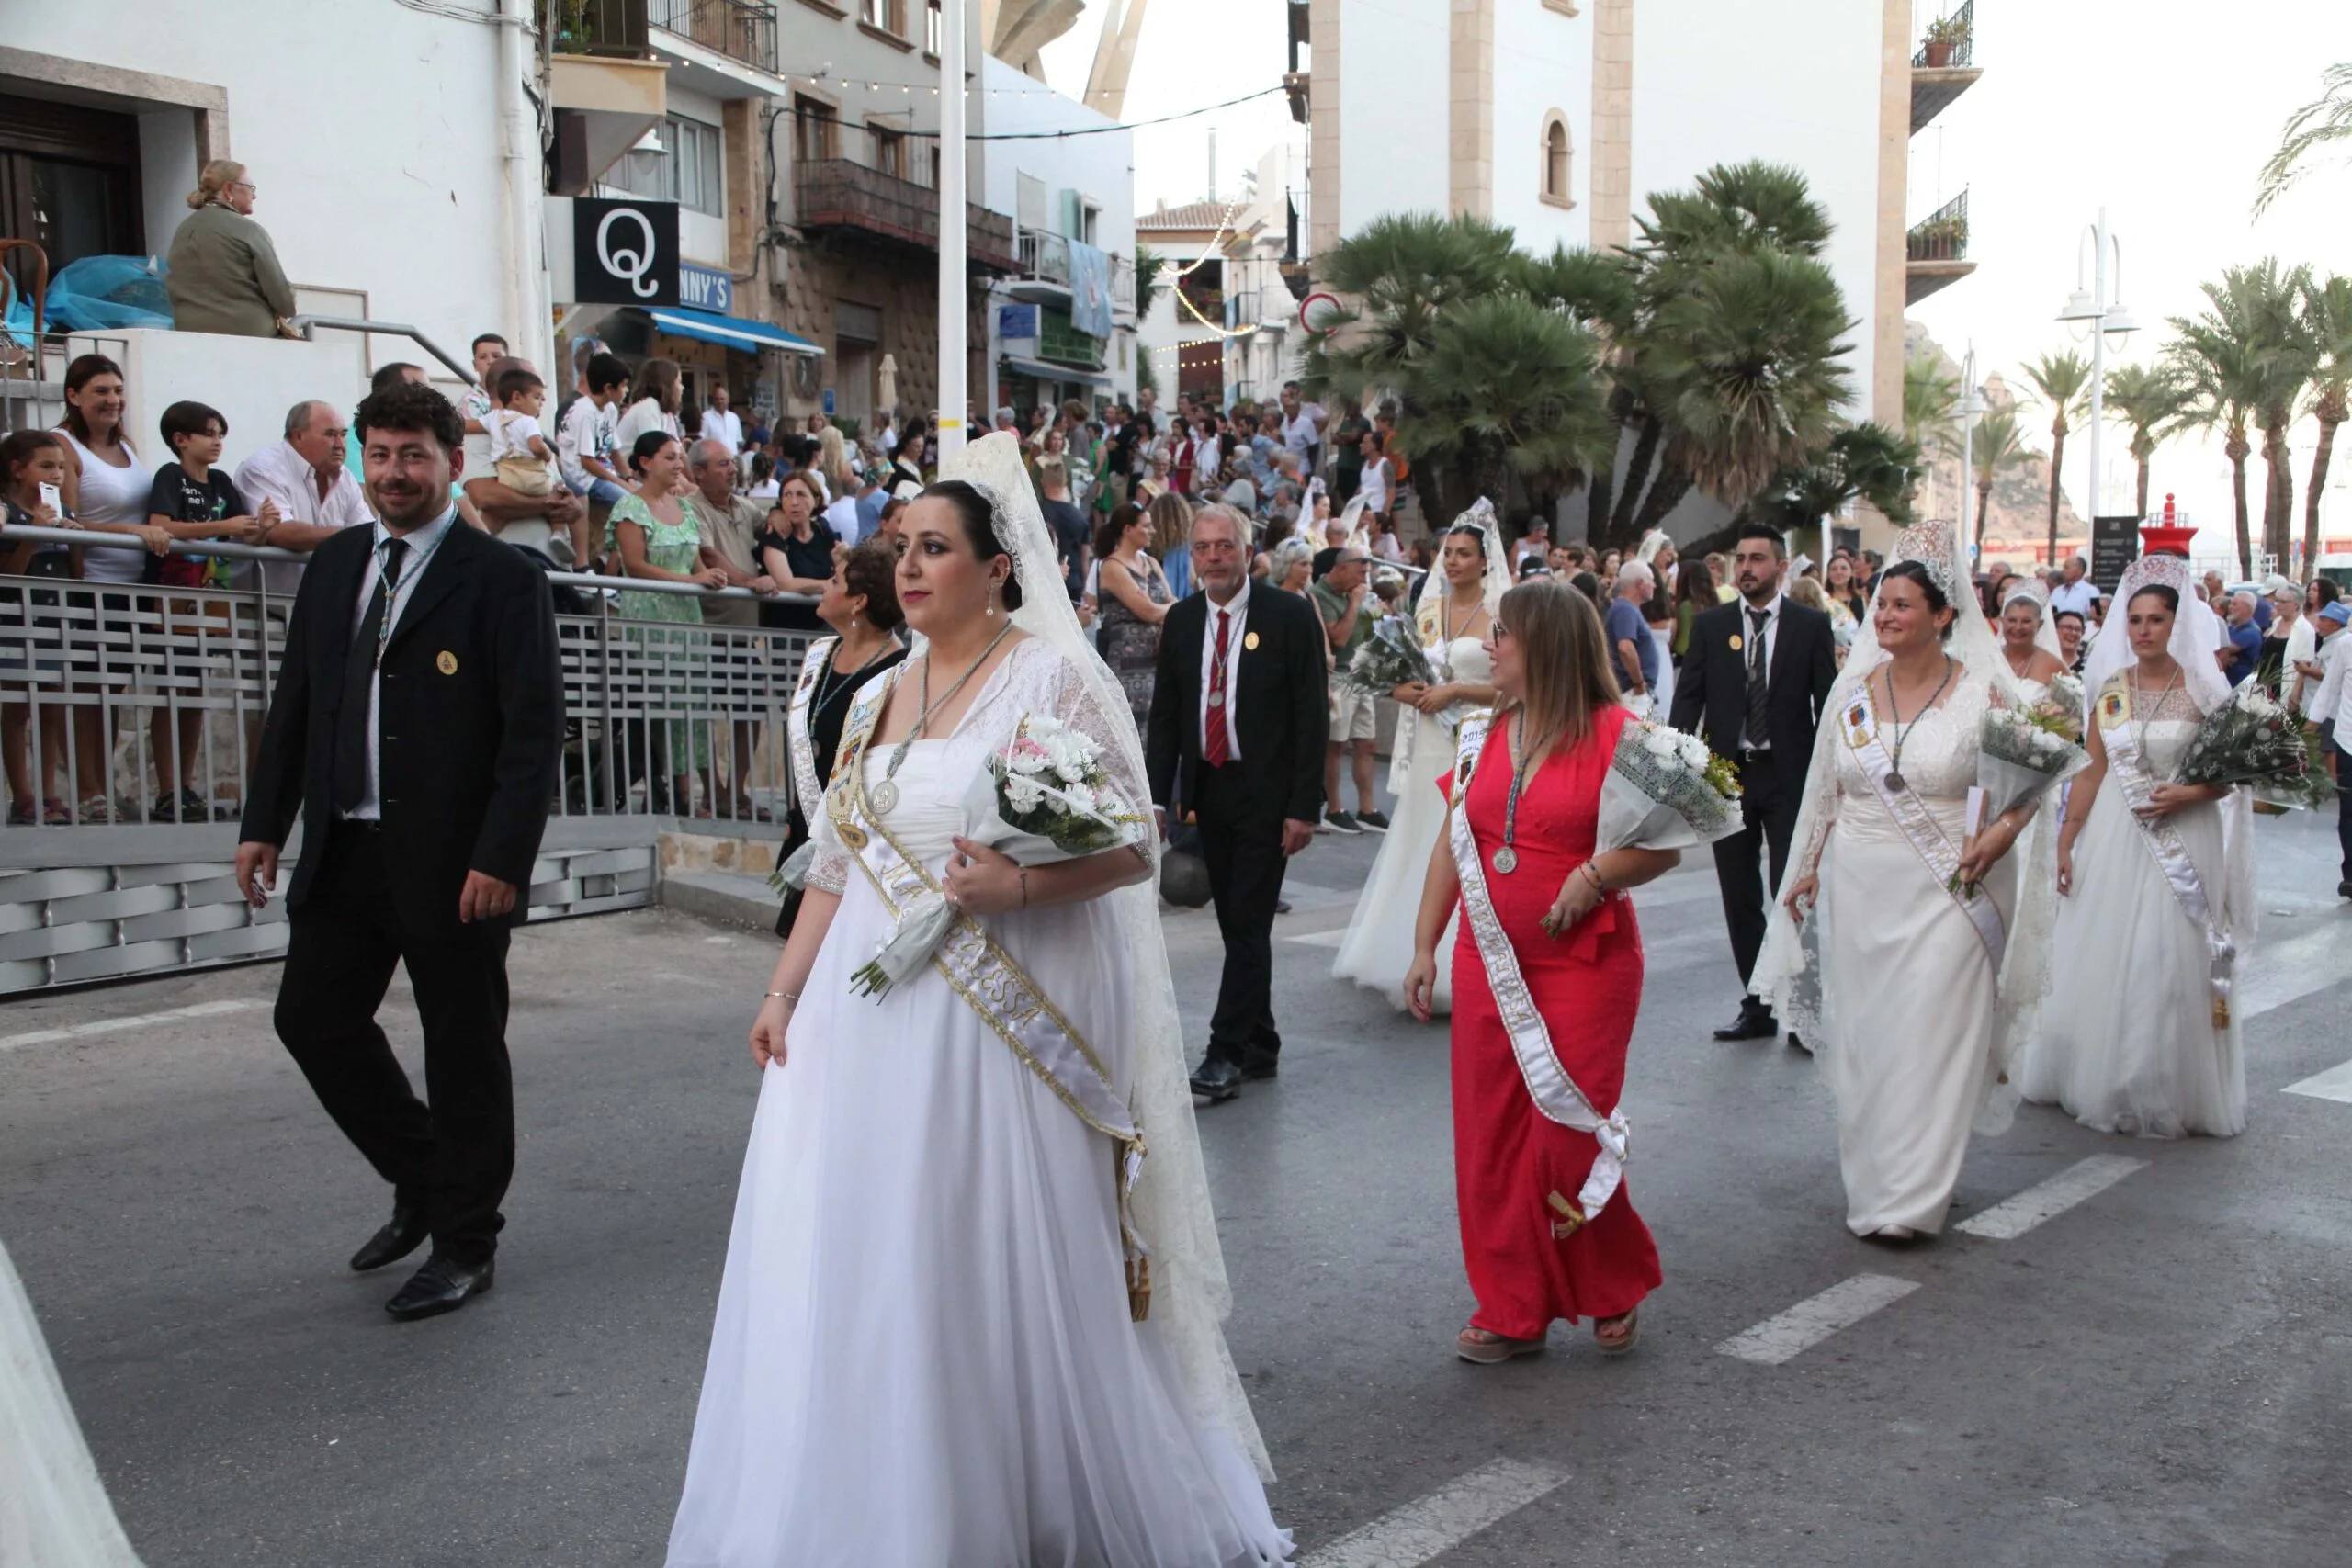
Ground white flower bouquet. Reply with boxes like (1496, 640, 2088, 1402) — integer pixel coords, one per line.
(1597, 719, 1745, 854)
(1342, 617, 1470, 732)
(853, 713, 1146, 998)
(1978, 694, 2088, 822)
(2176, 681, 2335, 810)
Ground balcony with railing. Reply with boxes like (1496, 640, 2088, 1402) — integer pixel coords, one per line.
(548, 0, 651, 56)
(793, 159, 1020, 271)
(1911, 1, 1981, 132)
(649, 0, 778, 73)
(1906, 190, 1975, 302)
(1009, 228, 1072, 304)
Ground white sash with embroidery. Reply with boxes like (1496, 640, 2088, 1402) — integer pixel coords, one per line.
(783, 634, 836, 820)
(827, 672, 1156, 1318)
(1445, 711, 1632, 1229)
(2096, 680, 2236, 1029)
(1838, 690, 2007, 973)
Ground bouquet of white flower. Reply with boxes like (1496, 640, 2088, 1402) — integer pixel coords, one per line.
(852, 713, 1147, 998)
(1978, 694, 2088, 822)
(2176, 681, 2335, 810)
(1596, 719, 1745, 854)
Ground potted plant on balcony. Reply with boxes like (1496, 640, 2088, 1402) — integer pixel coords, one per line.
(1921, 11, 1970, 68)
(1910, 212, 1969, 262)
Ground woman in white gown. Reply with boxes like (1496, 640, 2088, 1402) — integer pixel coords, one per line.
(1330, 502, 1509, 1012)
(2018, 557, 2249, 1138)
(1761, 522, 2042, 1240)
(1, 1238, 144, 1566)
(667, 434, 1289, 1567)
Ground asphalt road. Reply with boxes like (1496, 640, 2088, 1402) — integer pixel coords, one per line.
(5, 805, 2348, 1566)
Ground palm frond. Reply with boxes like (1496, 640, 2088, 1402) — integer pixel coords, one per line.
(2255, 62, 2352, 218)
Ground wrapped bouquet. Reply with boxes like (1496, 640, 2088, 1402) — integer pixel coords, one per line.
(2175, 682, 2335, 810)
(854, 714, 1146, 998)
(1597, 719, 1744, 854)
(1341, 617, 1467, 732)
(1978, 691, 2089, 821)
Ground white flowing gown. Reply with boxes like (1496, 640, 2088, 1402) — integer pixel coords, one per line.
(2016, 696, 2246, 1138)
(1812, 683, 2017, 1235)
(666, 642, 1289, 1568)
(1330, 636, 1493, 1012)
(1, 1239, 144, 1567)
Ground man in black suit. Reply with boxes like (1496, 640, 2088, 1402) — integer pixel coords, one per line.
(1146, 503, 1329, 1102)
(1669, 521, 1838, 1044)
(236, 381, 561, 1321)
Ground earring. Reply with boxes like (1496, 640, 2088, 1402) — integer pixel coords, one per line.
(847, 611, 858, 631)
(987, 581, 1001, 617)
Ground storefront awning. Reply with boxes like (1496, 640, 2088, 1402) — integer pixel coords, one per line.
(642, 306, 824, 356)
(1000, 355, 1111, 387)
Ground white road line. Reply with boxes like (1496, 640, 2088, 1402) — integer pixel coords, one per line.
(1714, 1273, 1919, 1366)
(2284, 1058, 2352, 1104)
(1283, 928, 1350, 949)
(1301, 1459, 1569, 1568)
(2233, 923, 2352, 1019)
(0, 998, 263, 1052)
(1952, 1154, 2148, 1240)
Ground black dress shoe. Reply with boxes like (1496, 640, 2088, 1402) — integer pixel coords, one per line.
(1189, 1058, 1243, 1102)
(385, 1254, 495, 1321)
(1240, 1059, 1279, 1081)
(349, 1204, 431, 1273)
(1713, 1002, 1778, 1042)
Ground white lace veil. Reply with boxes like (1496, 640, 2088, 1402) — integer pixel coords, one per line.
(937, 434, 1273, 1479)
(1393, 499, 1510, 791)
(1754, 519, 2037, 1134)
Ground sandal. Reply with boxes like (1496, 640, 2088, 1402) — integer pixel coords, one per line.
(1593, 1307, 1641, 1356)
(1456, 1325, 1547, 1364)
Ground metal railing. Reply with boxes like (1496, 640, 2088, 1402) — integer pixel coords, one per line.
(285, 316, 479, 387)
(1913, 0, 1973, 69)
(1016, 228, 1073, 289)
(0, 528, 818, 831)
(546, 0, 652, 56)
(1907, 190, 1970, 263)
(792, 159, 1022, 270)
(650, 0, 778, 73)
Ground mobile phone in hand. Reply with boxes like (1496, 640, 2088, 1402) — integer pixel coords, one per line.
(38, 481, 62, 517)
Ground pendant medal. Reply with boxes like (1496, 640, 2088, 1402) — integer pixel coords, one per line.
(1883, 770, 1906, 793)
(1492, 846, 1519, 874)
(869, 779, 900, 815)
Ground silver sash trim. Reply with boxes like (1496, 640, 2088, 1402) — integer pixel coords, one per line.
(783, 633, 835, 821)
(1839, 691, 2007, 974)
(1446, 711, 1632, 1228)
(2098, 680, 2235, 1029)
(829, 671, 1155, 1317)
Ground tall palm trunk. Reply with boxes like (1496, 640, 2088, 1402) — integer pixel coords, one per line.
(1976, 470, 1996, 536)
(2303, 392, 2344, 573)
(2044, 424, 2068, 567)
(2132, 441, 2152, 520)
(2259, 419, 2296, 569)
(2225, 422, 2254, 576)
(1609, 415, 1665, 543)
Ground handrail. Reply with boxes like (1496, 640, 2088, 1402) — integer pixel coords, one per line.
(0, 524, 818, 604)
(284, 316, 481, 386)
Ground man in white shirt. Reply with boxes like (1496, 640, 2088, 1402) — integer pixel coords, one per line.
(697, 384, 743, 458)
(2049, 553, 2098, 619)
(820, 474, 865, 546)
(2306, 602, 2352, 896)
(1278, 381, 1326, 477)
(234, 399, 375, 598)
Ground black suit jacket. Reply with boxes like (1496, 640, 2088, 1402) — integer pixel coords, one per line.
(1146, 580, 1329, 823)
(241, 520, 562, 935)
(1668, 595, 1838, 796)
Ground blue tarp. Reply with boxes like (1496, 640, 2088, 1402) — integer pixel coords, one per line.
(4, 254, 173, 339)
(1067, 240, 1113, 341)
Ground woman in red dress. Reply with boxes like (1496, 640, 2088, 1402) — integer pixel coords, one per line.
(1405, 581, 1679, 1362)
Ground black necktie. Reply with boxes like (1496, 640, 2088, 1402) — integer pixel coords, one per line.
(334, 538, 410, 812)
(1743, 605, 1770, 750)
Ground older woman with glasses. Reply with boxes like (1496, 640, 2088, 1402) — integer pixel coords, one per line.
(164, 161, 297, 339)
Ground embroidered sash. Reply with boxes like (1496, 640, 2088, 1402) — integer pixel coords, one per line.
(783, 634, 836, 820)
(827, 671, 1155, 1318)
(1446, 711, 1632, 1230)
(2096, 680, 2235, 1029)
(1839, 689, 2007, 973)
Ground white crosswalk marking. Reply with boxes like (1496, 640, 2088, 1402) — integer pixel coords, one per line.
(1953, 1155, 2148, 1240)
(1714, 1273, 1920, 1365)
(0, 998, 263, 1052)
(2283, 1059, 2352, 1104)
(1301, 1459, 1570, 1568)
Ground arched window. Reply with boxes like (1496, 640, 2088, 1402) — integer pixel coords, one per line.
(1540, 113, 1575, 208)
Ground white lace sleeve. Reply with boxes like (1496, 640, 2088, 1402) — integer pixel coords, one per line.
(804, 795, 852, 895)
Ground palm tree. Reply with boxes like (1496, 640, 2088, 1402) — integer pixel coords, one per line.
(1299, 211, 1521, 412)
(2301, 274, 2352, 574)
(2165, 315, 2265, 576)
(2255, 63, 2352, 217)
(2172, 262, 2319, 570)
(1756, 423, 1923, 562)
(2020, 350, 2093, 567)
(1903, 353, 1960, 451)
(1405, 293, 1612, 513)
(2102, 362, 2193, 519)
(1968, 402, 2031, 542)
(1132, 243, 1168, 323)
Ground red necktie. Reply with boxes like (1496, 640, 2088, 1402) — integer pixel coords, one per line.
(1204, 607, 1232, 766)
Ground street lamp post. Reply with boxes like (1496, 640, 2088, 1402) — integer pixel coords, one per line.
(1957, 345, 1988, 566)
(2056, 208, 2140, 558)
(935, 0, 967, 463)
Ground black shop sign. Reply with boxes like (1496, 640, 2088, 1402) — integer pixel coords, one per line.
(2089, 514, 2140, 594)
(573, 197, 679, 307)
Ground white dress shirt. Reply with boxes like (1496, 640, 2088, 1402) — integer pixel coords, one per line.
(233, 439, 374, 597)
(698, 407, 743, 455)
(2050, 577, 2098, 619)
(345, 509, 458, 820)
(1198, 588, 1250, 761)
(2312, 628, 2352, 736)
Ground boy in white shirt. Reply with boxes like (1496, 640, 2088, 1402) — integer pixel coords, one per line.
(485, 367, 556, 497)
(558, 351, 628, 508)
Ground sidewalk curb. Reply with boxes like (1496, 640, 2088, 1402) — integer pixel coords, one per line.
(659, 868, 781, 935)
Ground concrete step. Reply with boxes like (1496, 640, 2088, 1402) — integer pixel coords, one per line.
(659, 868, 781, 934)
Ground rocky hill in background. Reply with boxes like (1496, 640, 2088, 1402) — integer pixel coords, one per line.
(1905, 322, 2089, 564)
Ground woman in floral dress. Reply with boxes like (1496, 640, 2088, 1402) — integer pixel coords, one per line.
(612, 432, 729, 813)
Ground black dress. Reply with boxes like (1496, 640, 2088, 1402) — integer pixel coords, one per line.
(756, 521, 838, 630)
(776, 637, 907, 935)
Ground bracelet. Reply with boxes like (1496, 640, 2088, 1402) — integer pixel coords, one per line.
(764, 989, 799, 1003)
(1583, 861, 1608, 896)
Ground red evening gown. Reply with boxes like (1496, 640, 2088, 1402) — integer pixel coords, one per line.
(1442, 705, 1661, 1340)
